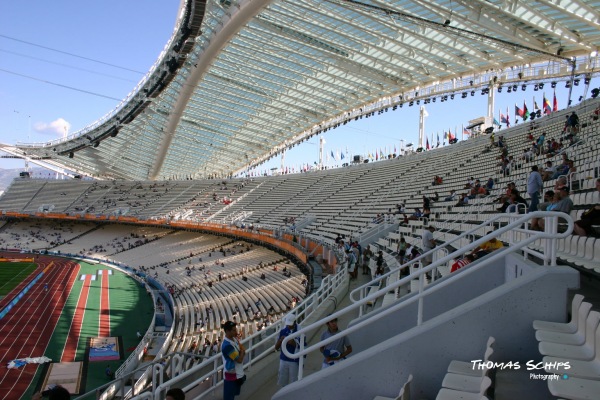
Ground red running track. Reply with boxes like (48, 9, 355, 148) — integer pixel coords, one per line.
(99, 270, 110, 337)
(0, 258, 79, 400)
(60, 275, 92, 362)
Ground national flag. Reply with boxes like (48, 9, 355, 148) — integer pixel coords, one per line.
(506, 107, 510, 127)
(543, 94, 552, 114)
(463, 127, 470, 136)
(426, 137, 430, 150)
(375, 150, 379, 160)
(379, 149, 384, 159)
(330, 150, 335, 161)
(493, 118, 500, 126)
(340, 151, 345, 160)
(523, 101, 530, 120)
(449, 131, 455, 141)
(553, 90, 558, 112)
(534, 99, 540, 111)
(500, 111, 508, 126)
(436, 133, 440, 147)
(394, 145, 397, 153)
(515, 104, 524, 118)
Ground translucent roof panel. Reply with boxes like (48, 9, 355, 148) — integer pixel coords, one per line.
(11, 0, 600, 180)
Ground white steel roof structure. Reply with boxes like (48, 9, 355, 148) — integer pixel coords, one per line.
(4, 0, 600, 180)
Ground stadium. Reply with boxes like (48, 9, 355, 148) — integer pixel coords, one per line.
(1, 0, 600, 399)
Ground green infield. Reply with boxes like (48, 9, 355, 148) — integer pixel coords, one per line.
(0, 262, 37, 296)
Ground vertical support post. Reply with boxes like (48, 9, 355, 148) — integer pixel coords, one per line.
(417, 266, 424, 326)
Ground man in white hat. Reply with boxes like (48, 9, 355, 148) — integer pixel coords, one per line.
(275, 314, 302, 386)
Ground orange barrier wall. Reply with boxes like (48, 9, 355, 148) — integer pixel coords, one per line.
(1, 213, 310, 265)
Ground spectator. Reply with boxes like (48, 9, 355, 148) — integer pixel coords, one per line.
(166, 388, 186, 400)
(456, 192, 469, 206)
(496, 182, 515, 204)
(422, 207, 432, 220)
(450, 254, 476, 273)
(444, 190, 457, 201)
(530, 191, 560, 230)
(362, 245, 373, 275)
(221, 321, 246, 400)
(535, 186, 574, 231)
(407, 208, 423, 221)
(536, 132, 546, 154)
(527, 165, 543, 212)
(275, 314, 302, 387)
(485, 177, 494, 193)
(32, 385, 71, 400)
(376, 250, 384, 271)
(464, 177, 475, 189)
(567, 111, 580, 134)
(573, 178, 600, 237)
(320, 316, 352, 369)
(396, 237, 408, 263)
(346, 249, 358, 280)
(505, 189, 529, 214)
(542, 161, 556, 181)
(522, 148, 534, 163)
(421, 226, 436, 266)
(472, 237, 504, 259)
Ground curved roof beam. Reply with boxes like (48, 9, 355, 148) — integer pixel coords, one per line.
(151, 0, 273, 180)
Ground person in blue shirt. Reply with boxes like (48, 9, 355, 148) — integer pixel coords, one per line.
(221, 321, 246, 400)
(275, 314, 304, 386)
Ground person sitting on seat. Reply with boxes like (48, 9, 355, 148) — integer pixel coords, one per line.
(444, 190, 457, 201)
(407, 208, 423, 220)
(451, 254, 476, 273)
(532, 186, 574, 231)
(471, 237, 503, 259)
(573, 178, 600, 237)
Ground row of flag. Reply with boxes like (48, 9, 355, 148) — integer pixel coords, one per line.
(424, 131, 458, 150)
(499, 91, 558, 128)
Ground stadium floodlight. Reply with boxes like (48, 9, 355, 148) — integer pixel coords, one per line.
(521, 84, 527, 91)
(551, 81, 557, 88)
(591, 88, 599, 98)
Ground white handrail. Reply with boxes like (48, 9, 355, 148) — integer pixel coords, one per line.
(281, 211, 573, 380)
(351, 208, 529, 304)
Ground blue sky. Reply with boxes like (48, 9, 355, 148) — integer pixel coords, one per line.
(0, 2, 597, 174)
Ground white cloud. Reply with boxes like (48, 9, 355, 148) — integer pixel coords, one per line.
(33, 118, 72, 137)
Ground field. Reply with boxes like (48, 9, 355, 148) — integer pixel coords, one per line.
(0, 262, 37, 297)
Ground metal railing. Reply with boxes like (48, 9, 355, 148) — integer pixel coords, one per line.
(280, 211, 573, 381)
